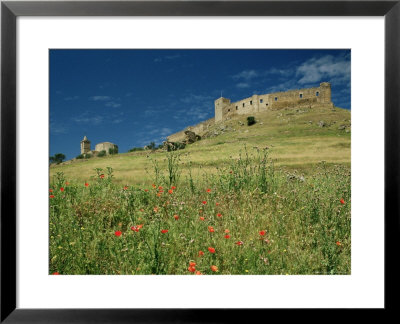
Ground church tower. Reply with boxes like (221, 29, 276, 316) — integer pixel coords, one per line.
(80, 136, 91, 154)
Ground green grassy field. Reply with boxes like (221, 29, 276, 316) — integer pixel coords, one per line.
(49, 106, 351, 275)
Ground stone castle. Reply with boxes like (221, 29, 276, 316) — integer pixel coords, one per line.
(167, 82, 333, 143)
(80, 136, 118, 156)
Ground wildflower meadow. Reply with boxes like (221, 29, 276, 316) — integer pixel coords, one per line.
(49, 148, 351, 275)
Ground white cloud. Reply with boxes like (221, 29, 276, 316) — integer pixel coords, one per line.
(232, 69, 259, 81)
(296, 55, 350, 85)
(89, 96, 111, 101)
(105, 102, 121, 108)
(72, 113, 104, 125)
(154, 54, 182, 63)
(50, 121, 68, 134)
(63, 96, 79, 101)
(236, 82, 250, 88)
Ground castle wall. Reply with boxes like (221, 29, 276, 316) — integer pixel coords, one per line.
(217, 82, 333, 122)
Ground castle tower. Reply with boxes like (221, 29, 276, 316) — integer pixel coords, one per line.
(80, 136, 91, 154)
(319, 82, 332, 104)
(214, 97, 231, 123)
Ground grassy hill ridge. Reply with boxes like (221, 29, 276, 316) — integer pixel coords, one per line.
(50, 105, 350, 185)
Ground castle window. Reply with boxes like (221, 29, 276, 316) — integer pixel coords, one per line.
(274, 97, 278, 101)
(242, 103, 245, 107)
(266, 103, 269, 106)
(316, 91, 319, 96)
(299, 93, 303, 99)
(228, 109, 231, 112)
(236, 106, 238, 110)
(250, 101, 253, 105)
(260, 99, 263, 103)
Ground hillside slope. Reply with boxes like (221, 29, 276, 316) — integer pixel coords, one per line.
(50, 105, 350, 185)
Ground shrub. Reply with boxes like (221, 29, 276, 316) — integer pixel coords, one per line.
(247, 116, 256, 126)
(128, 147, 144, 152)
(109, 146, 118, 155)
(84, 153, 92, 159)
(97, 150, 107, 157)
(166, 142, 186, 152)
(76, 154, 84, 159)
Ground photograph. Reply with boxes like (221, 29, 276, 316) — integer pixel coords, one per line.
(49, 49, 351, 275)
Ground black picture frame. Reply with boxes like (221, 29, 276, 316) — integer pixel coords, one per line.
(1, 0, 399, 322)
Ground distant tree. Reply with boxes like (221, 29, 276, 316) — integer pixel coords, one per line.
(108, 145, 118, 155)
(148, 142, 156, 150)
(49, 153, 66, 164)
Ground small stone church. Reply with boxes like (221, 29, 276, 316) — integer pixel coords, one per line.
(80, 136, 118, 156)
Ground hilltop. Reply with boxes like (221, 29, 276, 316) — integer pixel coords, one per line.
(50, 105, 350, 185)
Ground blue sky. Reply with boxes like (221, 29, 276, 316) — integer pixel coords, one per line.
(50, 49, 351, 159)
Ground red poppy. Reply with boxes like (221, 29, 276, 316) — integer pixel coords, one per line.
(174, 215, 179, 220)
(52, 272, 59, 275)
(208, 247, 216, 253)
(235, 241, 244, 246)
(168, 189, 173, 194)
(159, 186, 163, 190)
(85, 182, 89, 187)
(224, 234, 231, 239)
(206, 188, 211, 193)
(224, 229, 230, 233)
(49, 195, 55, 199)
(49, 189, 53, 193)
(153, 207, 159, 212)
(144, 189, 149, 192)
(189, 261, 196, 267)
(115, 230, 122, 237)
(259, 230, 266, 236)
(161, 229, 168, 234)
(208, 226, 215, 233)
(229, 170, 233, 174)
(202, 201, 207, 205)
(340, 198, 345, 205)
(198, 251, 204, 257)
(99, 174, 105, 179)
(131, 226, 139, 232)
(157, 193, 161, 197)
(188, 266, 196, 273)
(171, 186, 176, 190)
(215, 202, 220, 206)
(60, 187, 64, 192)
(137, 224, 144, 229)
(123, 186, 128, 190)
(210, 265, 218, 272)
(336, 241, 342, 246)
(195, 271, 202, 275)
(65, 182, 69, 185)
(199, 217, 205, 221)
(152, 184, 156, 188)
(217, 213, 222, 218)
